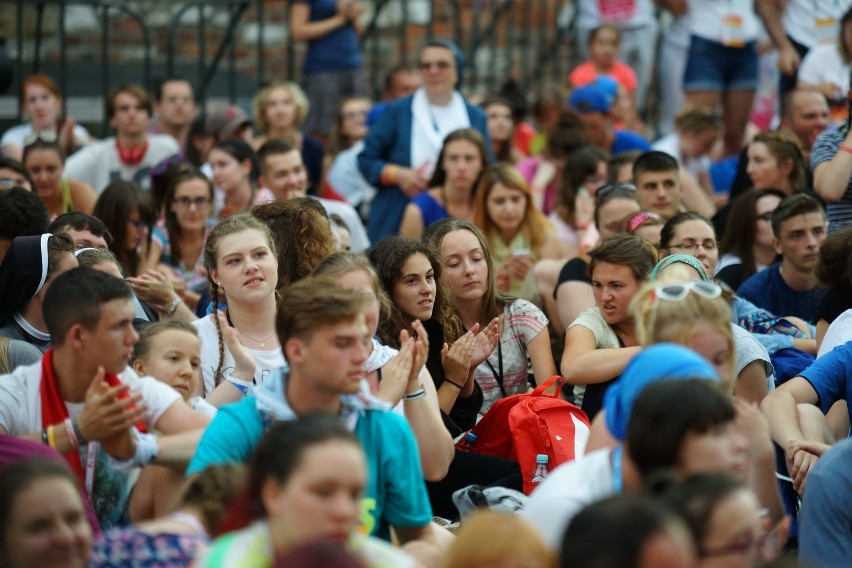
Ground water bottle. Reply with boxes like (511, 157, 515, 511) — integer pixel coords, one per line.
(531, 454, 549, 484)
(459, 432, 477, 452)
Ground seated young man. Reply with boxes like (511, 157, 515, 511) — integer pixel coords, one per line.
(0, 187, 50, 262)
(522, 379, 759, 550)
(187, 276, 434, 545)
(0, 267, 210, 527)
(633, 150, 683, 221)
(48, 211, 113, 251)
(738, 193, 827, 323)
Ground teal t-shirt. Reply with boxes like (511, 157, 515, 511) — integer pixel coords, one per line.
(186, 394, 432, 540)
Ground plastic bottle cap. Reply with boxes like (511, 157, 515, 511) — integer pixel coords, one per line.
(536, 454, 548, 463)
(466, 432, 478, 442)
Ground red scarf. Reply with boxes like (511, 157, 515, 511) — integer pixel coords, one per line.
(39, 350, 146, 487)
(115, 139, 148, 165)
(40, 349, 85, 484)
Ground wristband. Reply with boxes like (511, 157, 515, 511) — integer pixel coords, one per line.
(840, 145, 852, 155)
(46, 426, 57, 450)
(41, 429, 49, 445)
(166, 297, 183, 317)
(381, 164, 399, 185)
(442, 378, 465, 390)
(403, 387, 426, 400)
(72, 416, 87, 445)
(224, 370, 253, 396)
(64, 418, 79, 449)
(108, 429, 160, 472)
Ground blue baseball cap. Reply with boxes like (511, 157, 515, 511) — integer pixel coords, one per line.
(568, 84, 612, 114)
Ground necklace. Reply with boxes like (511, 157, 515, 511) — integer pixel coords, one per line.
(226, 311, 275, 348)
(439, 184, 473, 219)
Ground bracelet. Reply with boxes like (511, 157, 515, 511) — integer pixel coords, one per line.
(840, 145, 852, 155)
(381, 164, 399, 185)
(72, 416, 87, 445)
(224, 370, 253, 396)
(64, 418, 79, 449)
(41, 429, 49, 445)
(166, 297, 183, 317)
(403, 387, 426, 400)
(442, 378, 465, 390)
(46, 426, 57, 450)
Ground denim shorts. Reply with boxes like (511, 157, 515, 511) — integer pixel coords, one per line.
(683, 35, 758, 92)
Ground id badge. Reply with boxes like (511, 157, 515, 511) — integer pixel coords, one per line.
(814, 17, 838, 45)
(721, 14, 746, 47)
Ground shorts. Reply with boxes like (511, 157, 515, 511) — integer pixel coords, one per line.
(683, 35, 758, 92)
(302, 67, 367, 137)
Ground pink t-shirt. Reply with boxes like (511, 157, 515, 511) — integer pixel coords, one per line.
(569, 61, 638, 91)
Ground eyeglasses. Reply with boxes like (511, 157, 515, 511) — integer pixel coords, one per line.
(669, 240, 718, 253)
(173, 196, 212, 209)
(23, 131, 58, 146)
(596, 182, 637, 198)
(342, 110, 368, 121)
(700, 530, 774, 559)
(127, 219, 148, 230)
(418, 60, 452, 71)
(654, 281, 722, 302)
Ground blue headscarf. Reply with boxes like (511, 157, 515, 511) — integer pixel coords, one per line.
(604, 343, 719, 441)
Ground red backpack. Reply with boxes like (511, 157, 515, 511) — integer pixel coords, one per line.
(456, 375, 591, 494)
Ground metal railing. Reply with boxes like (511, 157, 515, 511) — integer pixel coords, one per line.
(5, 0, 577, 128)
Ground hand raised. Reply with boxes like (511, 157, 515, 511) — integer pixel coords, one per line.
(217, 311, 256, 381)
(78, 367, 147, 443)
(470, 317, 500, 368)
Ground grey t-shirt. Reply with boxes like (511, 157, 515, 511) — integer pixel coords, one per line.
(732, 323, 775, 392)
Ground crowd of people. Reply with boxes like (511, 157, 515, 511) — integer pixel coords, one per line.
(1, 0, 852, 566)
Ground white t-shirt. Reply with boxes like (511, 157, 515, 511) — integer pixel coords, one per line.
(0, 362, 180, 435)
(63, 134, 180, 194)
(797, 43, 850, 99)
(568, 307, 620, 405)
(1, 122, 91, 151)
(576, 0, 656, 30)
(652, 132, 711, 181)
(818, 308, 852, 358)
(193, 314, 286, 396)
(520, 448, 616, 551)
(731, 323, 775, 392)
(687, 0, 759, 44)
(328, 140, 376, 207)
(783, 0, 852, 49)
(315, 196, 370, 253)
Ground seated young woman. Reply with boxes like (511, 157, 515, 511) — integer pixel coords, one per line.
(560, 233, 657, 419)
(427, 218, 556, 414)
(398, 128, 487, 240)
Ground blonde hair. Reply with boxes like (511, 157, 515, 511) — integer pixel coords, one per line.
(631, 281, 735, 390)
(439, 511, 555, 568)
(252, 81, 309, 134)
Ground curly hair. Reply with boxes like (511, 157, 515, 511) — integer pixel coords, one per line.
(251, 198, 337, 291)
(367, 235, 462, 347)
(252, 80, 309, 134)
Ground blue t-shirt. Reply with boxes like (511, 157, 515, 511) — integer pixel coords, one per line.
(799, 438, 852, 568)
(410, 192, 449, 230)
(737, 263, 827, 323)
(799, 342, 852, 427)
(186, 388, 432, 540)
(611, 130, 651, 154)
(293, 0, 363, 74)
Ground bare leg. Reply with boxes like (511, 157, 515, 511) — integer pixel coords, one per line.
(722, 88, 756, 157)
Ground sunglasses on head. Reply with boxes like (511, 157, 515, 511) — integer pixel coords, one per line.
(596, 182, 637, 198)
(23, 131, 58, 146)
(653, 280, 722, 302)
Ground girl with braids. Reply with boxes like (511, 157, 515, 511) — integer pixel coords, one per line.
(142, 169, 215, 311)
(194, 212, 284, 406)
(368, 235, 499, 436)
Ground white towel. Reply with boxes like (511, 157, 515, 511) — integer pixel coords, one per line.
(409, 87, 471, 181)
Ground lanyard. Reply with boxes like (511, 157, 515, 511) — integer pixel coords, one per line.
(611, 446, 623, 495)
(84, 442, 98, 498)
(484, 340, 505, 398)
